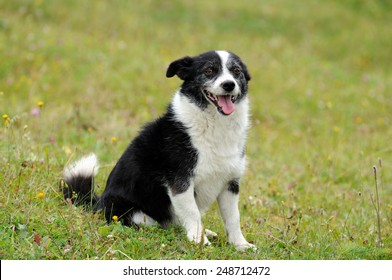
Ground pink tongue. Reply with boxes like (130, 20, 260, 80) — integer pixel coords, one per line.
(217, 95, 235, 115)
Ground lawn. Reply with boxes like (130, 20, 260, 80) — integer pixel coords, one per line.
(0, 0, 391, 259)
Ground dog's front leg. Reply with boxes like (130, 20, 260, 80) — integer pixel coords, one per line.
(218, 181, 256, 251)
(169, 183, 209, 246)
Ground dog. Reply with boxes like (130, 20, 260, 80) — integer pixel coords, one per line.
(62, 50, 255, 251)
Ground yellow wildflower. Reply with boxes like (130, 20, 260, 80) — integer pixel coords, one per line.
(38, 192, 44, 199)
(37, 101, 44, 108)
(112, 215, 118, 223)
(2, 114, 9, 127)
(111, 137, 117, 143)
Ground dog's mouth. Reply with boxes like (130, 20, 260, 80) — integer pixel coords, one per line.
(204, 90, 237, 115)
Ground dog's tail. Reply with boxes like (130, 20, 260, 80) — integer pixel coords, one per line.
(62, 153, 101, 209)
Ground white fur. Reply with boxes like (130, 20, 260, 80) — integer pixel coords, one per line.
(170, 51, 252, 249)
(172, 91, 249, 214)
(218, 190, 256, 251)
(63, 153, 99, 180)
(132, 212, 156, 226)
(168, 183, 210, 245)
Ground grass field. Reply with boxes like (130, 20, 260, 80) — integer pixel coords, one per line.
(1, 0, 391, 260)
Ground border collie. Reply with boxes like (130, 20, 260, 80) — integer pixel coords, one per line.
(62, 50, 255, 251)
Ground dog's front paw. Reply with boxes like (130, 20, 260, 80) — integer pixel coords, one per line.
(187, 231, 210, 246)
(205, 229, 218, 238)
(234, 242, 257, 252)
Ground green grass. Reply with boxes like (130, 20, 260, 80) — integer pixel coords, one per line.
(1, 0, 391, 260)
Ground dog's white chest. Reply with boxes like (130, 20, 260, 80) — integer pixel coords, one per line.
(172, 92, 249, 213)
(193, 145, 246, 213)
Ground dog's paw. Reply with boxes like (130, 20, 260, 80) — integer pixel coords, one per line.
(205, 229, 218, 238)
(187, 231, 210, 246)
(234, 242, 257, 252)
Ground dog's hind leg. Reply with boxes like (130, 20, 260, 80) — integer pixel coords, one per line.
(131, 211, 156, 226)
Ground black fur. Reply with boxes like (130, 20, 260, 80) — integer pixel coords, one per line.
(98, 106, 198, 226)
(61, 176, 99, 208)
(228, 179, 240, 194)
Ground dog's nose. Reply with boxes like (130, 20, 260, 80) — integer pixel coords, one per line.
(221, 81, 235, 92)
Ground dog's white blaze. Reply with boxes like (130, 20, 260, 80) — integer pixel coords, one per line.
(210, 50, 240, 96)
(63, 153, 99, 180)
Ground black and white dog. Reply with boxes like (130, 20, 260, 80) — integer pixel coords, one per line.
(62, 50, 255, 251)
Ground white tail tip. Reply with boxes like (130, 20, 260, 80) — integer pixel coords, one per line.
(63, 153, 99, 180)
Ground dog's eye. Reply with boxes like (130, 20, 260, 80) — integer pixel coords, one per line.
(205, 68, 214, 77)
(233, 67, 242, 76)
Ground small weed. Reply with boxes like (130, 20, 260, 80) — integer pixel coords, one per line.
(370, 161, 383, 248)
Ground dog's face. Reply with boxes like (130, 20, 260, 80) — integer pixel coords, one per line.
(166, 50, 251, 115)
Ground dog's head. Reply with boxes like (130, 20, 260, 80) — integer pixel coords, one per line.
(166, 50, 251, 116)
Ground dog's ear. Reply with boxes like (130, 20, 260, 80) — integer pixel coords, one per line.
(166, 56, 194, 80)
(241, 62, 251, 81)
(244, 69, 251, 81)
